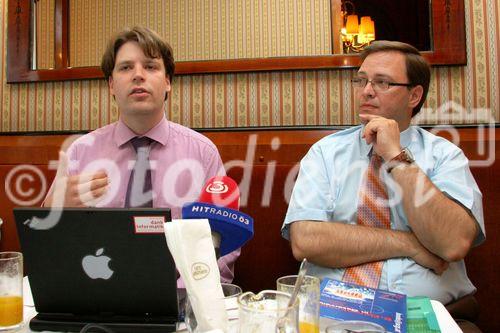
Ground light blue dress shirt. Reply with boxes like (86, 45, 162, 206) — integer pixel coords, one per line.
(282, 125, 485, 305)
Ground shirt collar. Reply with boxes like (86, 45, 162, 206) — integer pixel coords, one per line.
(358, 125, 414, 157)
(399, 126, 414, 148)
(114, 117, 170, 147)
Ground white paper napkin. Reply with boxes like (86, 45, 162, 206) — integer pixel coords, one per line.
(164, 219, 227, 332)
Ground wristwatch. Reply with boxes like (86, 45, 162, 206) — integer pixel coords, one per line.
(387, 148, 415, 173)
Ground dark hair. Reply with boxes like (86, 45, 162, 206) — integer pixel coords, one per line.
(361, 41, 430, 117)
(101, 26, 175, 84)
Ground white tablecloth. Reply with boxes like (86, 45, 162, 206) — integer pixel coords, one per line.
(20, 277, 462, 333)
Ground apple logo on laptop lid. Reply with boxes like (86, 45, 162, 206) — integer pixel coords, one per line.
(82, 248, 114, 280)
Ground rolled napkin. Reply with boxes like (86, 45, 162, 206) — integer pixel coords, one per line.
(164, 219, 228, 332)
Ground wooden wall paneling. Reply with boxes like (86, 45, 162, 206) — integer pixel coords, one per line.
(228, 165, 301, 292)
(0, 127, 497, 332)
(466, 163, 499, 333)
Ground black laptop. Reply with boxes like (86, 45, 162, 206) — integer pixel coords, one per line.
(14, 207, 178, 333)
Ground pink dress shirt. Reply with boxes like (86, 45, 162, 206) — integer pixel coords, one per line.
(50, 117, 239, 285)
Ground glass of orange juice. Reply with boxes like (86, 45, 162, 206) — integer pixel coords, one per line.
(0, 252, 23, 331)
(277, 275, 320, 333)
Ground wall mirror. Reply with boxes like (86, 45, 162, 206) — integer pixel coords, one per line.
(7, 0, 466, 83)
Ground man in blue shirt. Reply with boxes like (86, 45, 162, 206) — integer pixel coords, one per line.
(282, 41, 484, 332)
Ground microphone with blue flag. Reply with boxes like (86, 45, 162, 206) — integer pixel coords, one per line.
(182, 176, 254, 257)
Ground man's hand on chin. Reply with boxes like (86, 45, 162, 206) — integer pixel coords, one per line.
(359, 114, 402, 161)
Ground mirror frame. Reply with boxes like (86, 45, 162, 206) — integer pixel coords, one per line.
(7, 0, 466, 83)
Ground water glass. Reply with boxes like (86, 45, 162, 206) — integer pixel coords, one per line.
(0, 252, 23, 331)
(238, 290, 299, 333)
(277, 275, 320, 333)
(185, 283, 242, 333)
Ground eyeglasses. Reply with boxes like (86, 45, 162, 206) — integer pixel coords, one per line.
(351, 77, 413, 92)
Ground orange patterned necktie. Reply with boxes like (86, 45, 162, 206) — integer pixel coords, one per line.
(342, 154, 390, 288)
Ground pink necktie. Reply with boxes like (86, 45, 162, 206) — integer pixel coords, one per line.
(125, 137, 153, 208)
(342, 154, 390, 288)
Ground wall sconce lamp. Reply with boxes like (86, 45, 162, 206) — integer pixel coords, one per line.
(341, 0, 376, 53)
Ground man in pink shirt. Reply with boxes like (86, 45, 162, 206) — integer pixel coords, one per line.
(44, 26, 238, 284)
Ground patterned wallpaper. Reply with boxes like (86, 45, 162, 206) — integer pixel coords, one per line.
(68, 0, 332, 67)
(35, 0, 54, 69)
(0, 0, 498, 132)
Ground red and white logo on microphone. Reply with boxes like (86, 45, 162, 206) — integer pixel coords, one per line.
(205, 180, 228, 194)
(199, 176, 240, 210)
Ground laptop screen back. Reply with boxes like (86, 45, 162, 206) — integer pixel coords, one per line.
(14, 207, 177, 320)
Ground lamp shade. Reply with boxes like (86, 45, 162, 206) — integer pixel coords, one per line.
(359, 16, 370, 34)
(345, 15, 359, 34)
(364, 17, 375, 35)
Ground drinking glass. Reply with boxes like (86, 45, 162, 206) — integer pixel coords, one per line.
(238, 290, 299, 333)
(185, 283, 242, 333)
(277, 275, 320, 333)
(0, 252, 23, 331)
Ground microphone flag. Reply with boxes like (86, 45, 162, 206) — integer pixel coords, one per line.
(182, 176, 254, 256)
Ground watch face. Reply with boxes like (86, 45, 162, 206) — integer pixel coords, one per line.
(403, 148, 415, 162)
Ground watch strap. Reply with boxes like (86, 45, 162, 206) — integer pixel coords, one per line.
(387, 149, 414, 173)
